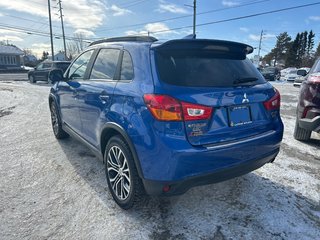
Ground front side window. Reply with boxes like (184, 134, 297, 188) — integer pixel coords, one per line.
(68, 50, 94, 80)
(36, 63, 43, 70)
(90, 49, 120, 80)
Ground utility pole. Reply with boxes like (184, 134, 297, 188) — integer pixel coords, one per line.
(185, 0, 196, 38)
(47, 0, 54, 60)
(57, 0, 67, 60)
(258, 30, 263, 60)
(193, 0, 196, 36)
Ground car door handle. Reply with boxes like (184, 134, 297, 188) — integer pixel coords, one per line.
(99, 95, 110, 101)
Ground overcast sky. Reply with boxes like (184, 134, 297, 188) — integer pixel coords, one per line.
(0, 0, 320, 58)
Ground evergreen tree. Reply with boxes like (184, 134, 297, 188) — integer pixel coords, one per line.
(262, 32, 291, 66)
(286, 33, 300, 67)
(307, 30, 315, 55)
(315, 42, 320, 58)
(41, 51, 49, 60)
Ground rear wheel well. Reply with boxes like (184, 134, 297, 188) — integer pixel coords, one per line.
(48, 96, 54, 107)
(100, 126, 143, 179)
(100, 128, 122, 162)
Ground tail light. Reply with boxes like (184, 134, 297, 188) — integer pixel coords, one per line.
(143, 94, 213, 121)
(302, 107, 311, 118)
(181, 102, 213, 121)
(308, 75, 320, 83)
(263, 89, 281, 110)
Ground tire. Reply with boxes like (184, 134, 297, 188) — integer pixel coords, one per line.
(293, 118, 311, 141)
(29, 75, 36, 83)
(105, 136, 145, 209)
(50, 102, 69, 139)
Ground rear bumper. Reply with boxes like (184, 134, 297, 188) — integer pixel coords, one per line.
(299, 116, 320, 132)
(135, 126, 283, 181)
(143, 149, 279, 196)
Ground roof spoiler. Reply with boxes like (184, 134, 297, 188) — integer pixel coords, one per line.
(89, 36, 158, 46)
(183, 34, 196, 39)
(152, 39, 254, 55)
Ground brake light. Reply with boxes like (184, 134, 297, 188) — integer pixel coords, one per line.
(308, 75, 320, 83)
(302, 107, 311, 118)
(143, 94, 182, 121)
(143, 94, 212, 121)
(263, 89, 281, 110)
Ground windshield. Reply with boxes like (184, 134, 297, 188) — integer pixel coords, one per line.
(155, 50, 266, 87)
(309, 59, 320, 74)
(262, 67, 275, 74)
(288, 70, 297, 74)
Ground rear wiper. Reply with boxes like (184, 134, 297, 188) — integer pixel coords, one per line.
(233, 77, 258, 85)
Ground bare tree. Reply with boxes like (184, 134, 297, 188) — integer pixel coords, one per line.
(66, 33, 89, 60)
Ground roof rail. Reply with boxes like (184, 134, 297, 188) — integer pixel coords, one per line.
(89, 36, 158, 46)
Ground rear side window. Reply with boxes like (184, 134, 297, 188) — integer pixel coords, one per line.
(55, 63, 70, 72)
(120, 51, 134, 80)
(155, 50, 265, 87)
(90, 49, 120, 80)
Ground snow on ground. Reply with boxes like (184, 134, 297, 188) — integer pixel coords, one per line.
(0, 79, 319, 240)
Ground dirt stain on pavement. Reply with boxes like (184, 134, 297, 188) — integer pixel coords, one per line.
(148, 199, 186, 240)
(0, 87, 13, 92)
(0, 106, 15, 118)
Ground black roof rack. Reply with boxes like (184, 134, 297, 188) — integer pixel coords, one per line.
(89, 36, 158, 46)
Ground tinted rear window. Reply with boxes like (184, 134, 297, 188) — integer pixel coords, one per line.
(155, 50, 265, 87)
(55, 63, 70, 72)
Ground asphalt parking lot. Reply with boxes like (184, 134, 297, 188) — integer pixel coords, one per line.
(0, 75, 319, 239)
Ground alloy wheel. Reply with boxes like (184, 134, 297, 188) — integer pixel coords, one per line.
(50, 104, 59, 135)
(107, 146, 131, 200)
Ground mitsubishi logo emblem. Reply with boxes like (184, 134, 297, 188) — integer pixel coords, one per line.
(242, 93, 249, 103)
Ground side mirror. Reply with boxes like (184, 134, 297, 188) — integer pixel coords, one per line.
(49, 69, 64, 83)
(297, 70, 307, 76)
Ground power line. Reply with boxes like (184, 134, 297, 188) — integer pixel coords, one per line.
(0, 24, 91, 42)
(2, 13, 73, 31)
(94, 0, 272, 33)
(150, 2, 320, 34)
(118, 0, 150, 8)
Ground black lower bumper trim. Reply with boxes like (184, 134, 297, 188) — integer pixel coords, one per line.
(299, 116, 320, 132)
(142, 150, 279, 196)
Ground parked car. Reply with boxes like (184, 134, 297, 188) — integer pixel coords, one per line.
(261, 67, 280, 81)
(294, 58, 320, 141)
(293, 68, 309, 87)
(48, 36, 284, 209)
(283, 69, 298, 82)
(280, 67, 296, 78)
(28, 60, 70, 83)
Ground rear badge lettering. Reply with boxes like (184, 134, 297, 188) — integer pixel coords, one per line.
(188, 123, 207, 136)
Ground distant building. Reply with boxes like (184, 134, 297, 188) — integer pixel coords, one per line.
(0, 45, 24, 70)
(23, 55, 38, 67)
(48, 51, 66, 61)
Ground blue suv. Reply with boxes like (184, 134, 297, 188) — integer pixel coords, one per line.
(49, 36, 283, 209)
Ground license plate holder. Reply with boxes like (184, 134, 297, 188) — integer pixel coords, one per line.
(228, 105, 252, 127)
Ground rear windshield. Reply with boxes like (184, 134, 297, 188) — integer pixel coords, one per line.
(155, 50, 266, 87)
(55, 63, 70, 72)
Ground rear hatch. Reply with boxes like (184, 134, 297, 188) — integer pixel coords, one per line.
(150, 39, 280, 146)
